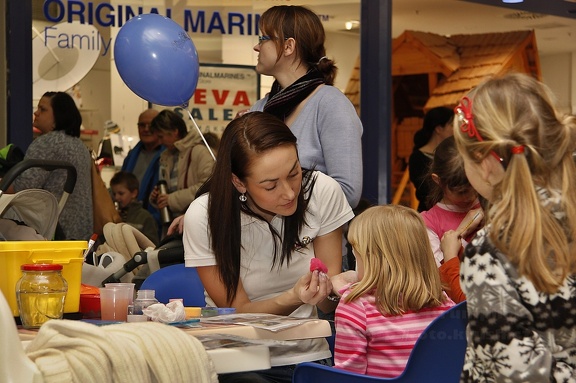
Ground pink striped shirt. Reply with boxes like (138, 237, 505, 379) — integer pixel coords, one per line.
(334, 286, 455, 378)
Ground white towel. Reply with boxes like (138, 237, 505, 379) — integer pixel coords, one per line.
(25, 320, 218, 383)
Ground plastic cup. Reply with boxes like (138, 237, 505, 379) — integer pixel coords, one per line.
(99, 287, 131, 321)
(104, 283, 135, 304)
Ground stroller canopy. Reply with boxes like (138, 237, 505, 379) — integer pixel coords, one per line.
(0, 189, 59, 239)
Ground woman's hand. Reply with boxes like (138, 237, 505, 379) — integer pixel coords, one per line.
(293, 270, 332, 306)
(167, 215, 185, 235)
(149, 186, 159, 204)
(156, 193, 169, 209)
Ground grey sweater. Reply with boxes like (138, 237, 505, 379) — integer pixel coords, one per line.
(252, 85, 363, 208)
(14, 130, 93, 240)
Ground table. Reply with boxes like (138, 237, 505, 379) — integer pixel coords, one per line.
(18, 316, 331, 375)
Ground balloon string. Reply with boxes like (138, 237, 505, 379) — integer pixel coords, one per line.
(185, 109, 216, 162)
(32, 26, 62, 64)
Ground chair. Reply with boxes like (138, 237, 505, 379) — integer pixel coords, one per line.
(139, 264, 206, 307)
(292, 301, 467, 383)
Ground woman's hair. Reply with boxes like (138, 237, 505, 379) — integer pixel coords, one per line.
(110, 171, 139, 193)
(453, 72, 576, 293)
(259, 5, 337, 85)
(426, 136, 472, 207)
(198, 111, 316, 304)
(346, 205, 445, 315)
(413, 107, 454, 149)
(149, 109, 188, 138)
(43, 91, 82, 137)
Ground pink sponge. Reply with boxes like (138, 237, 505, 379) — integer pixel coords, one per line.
(310, 258, 328, 274)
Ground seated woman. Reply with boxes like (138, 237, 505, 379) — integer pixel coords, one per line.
(13, 91, 93, 240)
(421, 136, 484, 303)
(148, 109, 214, 223)
(172, 111, 354, 383)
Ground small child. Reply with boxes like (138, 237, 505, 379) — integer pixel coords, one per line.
(421, 136, 483, 303)
(110, 171, 159, 246)
(334, 205, 455, 378)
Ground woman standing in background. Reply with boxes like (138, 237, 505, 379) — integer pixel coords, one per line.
(408, 106, 454, 212)
(250, 5, 363, 209)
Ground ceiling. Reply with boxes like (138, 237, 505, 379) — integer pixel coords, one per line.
(312, 0, 576, 56)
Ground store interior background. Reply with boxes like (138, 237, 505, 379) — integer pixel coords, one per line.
(1, 0, 575, 198)
(24, 0, 576, 149)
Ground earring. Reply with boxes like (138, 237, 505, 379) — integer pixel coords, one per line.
(239, 193, 247, 202)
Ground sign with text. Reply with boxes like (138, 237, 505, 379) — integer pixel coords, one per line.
(158, 64, 260, 136)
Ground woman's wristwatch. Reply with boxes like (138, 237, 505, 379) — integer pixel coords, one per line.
(327, 294, 340, 302)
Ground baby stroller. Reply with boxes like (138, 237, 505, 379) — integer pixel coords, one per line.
(99, 233, 185, 289)
(0, 159, 76, 240)
(81, 220, 184, 290)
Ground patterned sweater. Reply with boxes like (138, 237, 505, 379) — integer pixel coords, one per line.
(460, 190, 576, 382)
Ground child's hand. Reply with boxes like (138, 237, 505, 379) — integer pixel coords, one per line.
(456, 208, 484, 239)
(441, 230, 462, 262)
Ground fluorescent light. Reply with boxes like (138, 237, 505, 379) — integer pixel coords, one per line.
(345, 20, 359, 30)
(502, 0, 524, 3)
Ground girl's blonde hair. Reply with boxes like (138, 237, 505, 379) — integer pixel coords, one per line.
(346, 205, 446, 316)
(453, 72, 576, 294)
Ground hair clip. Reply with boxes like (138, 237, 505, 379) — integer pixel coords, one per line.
(454, 97, 482, 141)
(455, 96, 503, 163)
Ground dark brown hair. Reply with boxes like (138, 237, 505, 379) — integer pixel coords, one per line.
(259, 5, 337, 85)
(198, 112, 316, 303)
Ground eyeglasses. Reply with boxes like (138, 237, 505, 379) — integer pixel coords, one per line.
(454, 96, 503, 163)
(258, 35, 272, 44)
(257, 35, 290, 45)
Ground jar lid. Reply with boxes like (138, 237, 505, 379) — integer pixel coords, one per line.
(21, 263, 63, 271)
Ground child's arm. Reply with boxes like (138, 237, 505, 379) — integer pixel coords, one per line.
(439, 257, 466, 303)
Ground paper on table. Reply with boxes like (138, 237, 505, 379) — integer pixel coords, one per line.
(200, 313, 318, 332)
(194, 333, 296, 350)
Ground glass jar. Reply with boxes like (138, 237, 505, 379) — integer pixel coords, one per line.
(133, 289, 159, 318)
(16, 263, 68, 329)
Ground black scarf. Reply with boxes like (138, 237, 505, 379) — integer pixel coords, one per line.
(263, 69, 325, 121)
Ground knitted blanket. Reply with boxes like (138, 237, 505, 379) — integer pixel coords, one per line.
(25, 320, 217, 383)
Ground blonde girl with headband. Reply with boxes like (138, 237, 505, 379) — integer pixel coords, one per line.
(333, 205, 454, 378)
(453, 72, 576, 382)
(250, 5, 363, 210)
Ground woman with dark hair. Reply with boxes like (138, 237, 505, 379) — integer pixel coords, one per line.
(148, 109, 214, 221)
(13, 91, 93, 240)
(180, 112, 354, 382)
(249, 5, 363, 209)
(408, 106, 454, 212)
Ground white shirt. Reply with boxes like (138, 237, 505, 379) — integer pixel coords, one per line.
(183, 171, 354, 365)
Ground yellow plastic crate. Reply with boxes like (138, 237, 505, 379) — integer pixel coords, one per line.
(0, 241, 87, 317)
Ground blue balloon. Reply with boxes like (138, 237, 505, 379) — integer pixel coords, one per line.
(114, 14, 199, 106)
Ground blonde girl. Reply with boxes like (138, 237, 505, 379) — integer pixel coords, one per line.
(453, 72, 576, 382)
(333, 205, 454, 378)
